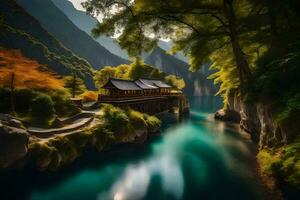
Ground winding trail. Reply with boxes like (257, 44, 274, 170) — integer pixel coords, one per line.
(28, 109, 103, 141)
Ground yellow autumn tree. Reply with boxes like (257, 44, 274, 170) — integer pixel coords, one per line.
(0, 48, 64, 90)
(0, 48, 64, 112)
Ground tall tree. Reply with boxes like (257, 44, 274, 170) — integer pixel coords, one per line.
(64, 73, 86, 98)
(82, 0, 271, 83)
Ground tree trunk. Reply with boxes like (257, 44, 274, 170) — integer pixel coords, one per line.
(267, 0, 278, 39)
(224, 0, 252, 83)
(72, 74, 76, 98)
(10, 72, 15, 114)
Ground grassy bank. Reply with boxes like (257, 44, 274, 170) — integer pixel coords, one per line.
(258, 136, 300, 192)
(28, 104, 161, 170)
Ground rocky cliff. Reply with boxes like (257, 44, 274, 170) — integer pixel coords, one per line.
(216, 90, 299, 148)
(0, 115, 29, 169)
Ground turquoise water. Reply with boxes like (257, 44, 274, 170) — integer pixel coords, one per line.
(1, 97, 267, 200)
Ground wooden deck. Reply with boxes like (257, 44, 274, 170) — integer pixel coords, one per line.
(98, 93, 183, 104)
(96, 93, 189, 115)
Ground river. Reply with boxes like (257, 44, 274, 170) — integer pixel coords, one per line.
(1, 96, 268, 200)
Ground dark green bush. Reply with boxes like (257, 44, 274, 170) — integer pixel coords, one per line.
(0, 87, 10, 113)
(49, 90, 80, 117)
(31, 93, 55, 122)
(14, 89, 36, 114)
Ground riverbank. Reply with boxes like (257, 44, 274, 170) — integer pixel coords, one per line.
(214, 91, 300, 198)
(0, 103, 167, 171)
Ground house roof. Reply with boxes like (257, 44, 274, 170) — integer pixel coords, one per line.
(135, 79, 158, 89)
(102, 78, 142, 90)
(101, 78, 172, 90)
(138, 78, 172, 88)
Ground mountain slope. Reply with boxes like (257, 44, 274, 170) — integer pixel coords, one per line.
(16, 0, 129, 69)
(51, 0, 188, 62)
(145, 47, 218, 96)
(51, 0, 129, 60)
(0, 0, 94, 87)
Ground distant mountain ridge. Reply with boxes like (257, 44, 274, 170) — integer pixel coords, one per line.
(51, 0, 187, 62)
(51, 0, 130, 60)
(0, 0, 95, 88)
(16, 0, 129, 70)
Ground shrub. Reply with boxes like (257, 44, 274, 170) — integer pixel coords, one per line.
(31, 93, 55, 122)
(0, 87, 10, 113)
(14, 89, 36, 113)
(101, 104, 129, 133)
(258, 137, 300, 189)
(145, 115, 161, 131)
(126, 109, 147, 130)
(50, 90, 80, 117)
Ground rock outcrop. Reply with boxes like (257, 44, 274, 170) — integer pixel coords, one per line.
(0, 115, 29, 169)
(215, 91, 299, 148)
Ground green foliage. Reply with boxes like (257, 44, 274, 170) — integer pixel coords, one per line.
(31, 93, 55, 123)
(164, 74, 185, 90)
(14, 89, 36, 113)
(258, 137, 300, 189)
(94, 58, 167, 89)
(126, 109, 147, 130)
(0, 87, 80, 126)
(208, 47, 240, 107)
(144, 114, 161, 131)
(98, 104, 161, 134)
(127, 58, 164, 80)
(94, 65, 127, 89)
(49, 90, 80, 117)
(243, 41, 300, 121)
(101, 104, 130, 134)
(63, 75, 86, 97)
(0, 87, 10, 113)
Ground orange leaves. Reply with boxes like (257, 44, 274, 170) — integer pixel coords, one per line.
(0, 48, 64, 90)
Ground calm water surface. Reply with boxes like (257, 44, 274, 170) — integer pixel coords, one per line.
(1, 97, 267, 200)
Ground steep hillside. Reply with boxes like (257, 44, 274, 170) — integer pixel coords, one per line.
(145, 47, 218, 96)
(50, 0, 129, 60)
(16, 0, 128, 69)
(50, 0, 188, 63)
(0, 0, 94, 87)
